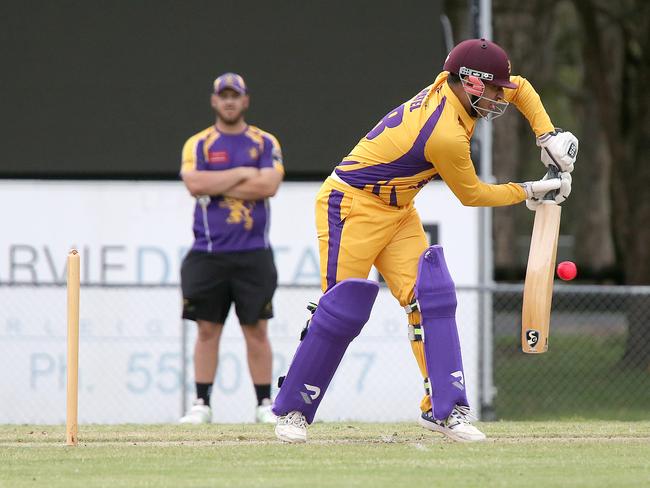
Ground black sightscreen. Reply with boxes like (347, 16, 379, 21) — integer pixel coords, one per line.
(0, 0, 445, 178)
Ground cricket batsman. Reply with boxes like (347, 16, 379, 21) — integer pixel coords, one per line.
(272, 39, 578, 442)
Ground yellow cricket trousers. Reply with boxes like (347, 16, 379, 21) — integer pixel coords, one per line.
(315, 175, 432, 412)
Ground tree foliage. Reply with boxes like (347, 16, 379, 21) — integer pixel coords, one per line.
(446, 0, 650, 366)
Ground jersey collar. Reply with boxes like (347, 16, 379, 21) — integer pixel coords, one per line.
(440, 76, 476, 134)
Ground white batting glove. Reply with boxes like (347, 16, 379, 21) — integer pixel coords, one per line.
(523, 172, 572, 210)
(537, 129, 579, 173)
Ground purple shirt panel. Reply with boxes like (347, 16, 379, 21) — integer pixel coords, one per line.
(258, 133, 276, 169)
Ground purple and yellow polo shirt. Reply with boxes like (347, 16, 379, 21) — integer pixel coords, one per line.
(181, 125, 284, 253)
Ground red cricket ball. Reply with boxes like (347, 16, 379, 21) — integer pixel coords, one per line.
(557, 261, 577, 281)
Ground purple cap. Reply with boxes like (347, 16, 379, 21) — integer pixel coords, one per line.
(213, 72, 247, 95)
(443, 38, 518, 89)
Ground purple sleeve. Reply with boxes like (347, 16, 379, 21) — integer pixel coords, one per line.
(259, 134, 283, 170)
(258, 135, 274, 169)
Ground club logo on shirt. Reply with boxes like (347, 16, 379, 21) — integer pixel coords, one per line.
(208, 150, 229, 164)
(249, 147, 259, 160)
(219, 197, 255, 230)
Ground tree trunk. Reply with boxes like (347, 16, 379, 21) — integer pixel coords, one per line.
(571, 99, 616, 277)
(573, 0, 650, 367)
(492, 0, 553, 278)
(492, 110, 521, 278)
(619, 3, 650, 368)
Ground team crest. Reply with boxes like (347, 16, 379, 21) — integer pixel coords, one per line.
(219, 197, 255, 230)
(249, 147, 259, 160)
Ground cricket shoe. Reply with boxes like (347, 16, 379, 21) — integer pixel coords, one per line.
(179, 398, 212, 424)
(255, 399, 277, 424)
(419, 405, 486, 442)
(275, 411, 308, 443)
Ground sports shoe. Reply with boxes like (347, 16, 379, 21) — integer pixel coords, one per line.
(179, 398, 212, 424)
(275, 411, 308, 443)
(255, 399, 277, 424)
(418, 405, 486, 442)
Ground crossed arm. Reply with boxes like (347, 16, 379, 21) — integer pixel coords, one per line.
(181, 167, 283, 200)
(223, 167, 283, 199)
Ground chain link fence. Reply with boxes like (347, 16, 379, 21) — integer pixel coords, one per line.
(492, 284, 650, 421)
(1, 282, 649, 423)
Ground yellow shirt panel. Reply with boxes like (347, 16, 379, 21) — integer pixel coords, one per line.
(424, 81, 526, 207)
(180, 127, 214, 173)
(335, 71, 529, 207)
(249, 126, 286, 176)
(336, 84, 443, 206)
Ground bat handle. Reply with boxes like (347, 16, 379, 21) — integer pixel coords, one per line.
(543, 163, 560, 201)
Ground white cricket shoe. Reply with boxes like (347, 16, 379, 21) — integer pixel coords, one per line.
(255, 399, 277, 424)
(275, 411, 308, 443)
(179, 398, 212, 424)
(418, 405, 486, 442)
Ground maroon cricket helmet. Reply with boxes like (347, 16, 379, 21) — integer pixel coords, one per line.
(443, 38, 517, 89)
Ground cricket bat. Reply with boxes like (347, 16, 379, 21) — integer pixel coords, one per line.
(521, 167, 562, 353)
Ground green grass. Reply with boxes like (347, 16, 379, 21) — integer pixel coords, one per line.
(2, 422, 650, 487)
(494, 335, 650, 420)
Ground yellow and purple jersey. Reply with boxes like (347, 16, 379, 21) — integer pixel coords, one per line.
(333, 72, 555, 207)
(181, 125, 284, 253)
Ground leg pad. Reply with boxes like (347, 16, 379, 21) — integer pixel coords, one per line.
(272, 279, 379, 423)
(415, 245, 469, 420)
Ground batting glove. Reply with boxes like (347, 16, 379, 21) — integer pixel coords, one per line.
(537, 129, 579, 173)
(522, 172, 572, 211)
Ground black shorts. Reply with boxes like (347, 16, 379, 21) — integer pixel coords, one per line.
(181, 248, 277, 325)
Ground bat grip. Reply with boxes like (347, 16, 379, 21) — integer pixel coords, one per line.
(543, 163, 560, 201)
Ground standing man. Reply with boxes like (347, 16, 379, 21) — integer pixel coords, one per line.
(179, 73, 284, 424)
(272, 39, 577, 442)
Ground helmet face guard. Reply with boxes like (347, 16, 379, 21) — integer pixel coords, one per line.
(459, 67, 509, 121)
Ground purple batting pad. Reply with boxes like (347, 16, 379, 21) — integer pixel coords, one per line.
(272, 279, 379, 423)
(415, 245, 469, 420)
